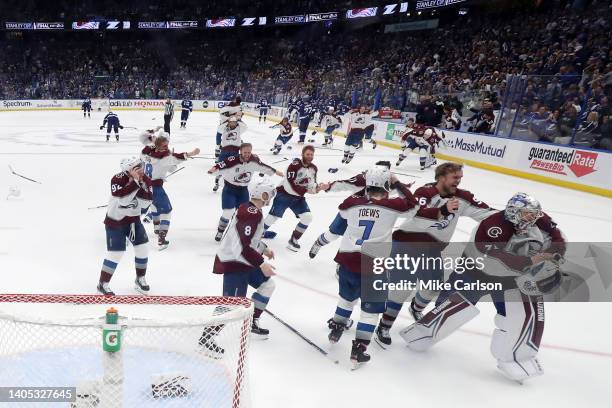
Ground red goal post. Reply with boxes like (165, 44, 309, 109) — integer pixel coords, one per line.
(0, 293, 254, 408)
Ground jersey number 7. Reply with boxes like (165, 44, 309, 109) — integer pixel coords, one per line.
(144, 163, 153, 178)
(355, 220, 375, 245)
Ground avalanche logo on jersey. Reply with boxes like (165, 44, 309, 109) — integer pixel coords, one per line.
(118, 198, 139, 209)
(354, 117, 366, 125)
(226, 130, 239, 141)
(487, 226, 503, 238)
(247, 206, 258, 214)
(234, 171, 252, 184)
(430, 213, 455, 230)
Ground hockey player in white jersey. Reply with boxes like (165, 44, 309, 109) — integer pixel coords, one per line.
(375, 162, 494, 345)
(399, 193, 566, 382)
(208, 143, 283, 241)
(199, 179, 279, 356)
(269, 117, 294, 155)
(213, 96, 243, 190)
(319, 107, 342, 147)
(343, 106, 378, 164)
(97, 156, 153, 295)
(141, 132, 200, 250)
(315, 167, 419, 368)
(261, 145, 323, 251)
(213, 116, 248, 192)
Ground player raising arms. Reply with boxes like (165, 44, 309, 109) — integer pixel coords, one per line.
(269, 117, 294, 155)
(213, 115, 248, 192)
(208, 143, 283, 241)
(375, 162, 494, 345)
(317, 167, 419, 368)
(262, 145, 324, 251)
(97, 157, 153, 296)
(400, 193, 565, 382)
(141, 132, 200, 250)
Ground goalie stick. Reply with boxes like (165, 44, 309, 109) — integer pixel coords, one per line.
(264, 309, 339, 364)
(8, 165, 41, 184)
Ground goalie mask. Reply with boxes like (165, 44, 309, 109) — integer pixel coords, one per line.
(504, 192, 543, 232)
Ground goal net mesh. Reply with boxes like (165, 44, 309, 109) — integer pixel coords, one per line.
(0, 294, 253, 408)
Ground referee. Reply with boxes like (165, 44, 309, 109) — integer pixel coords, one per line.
(163, 98, 174, 134)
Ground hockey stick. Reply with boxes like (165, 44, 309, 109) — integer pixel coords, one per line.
(392, 171, 422, 179)
(192, 156, 216, 160)
(167, 166, 185, 178)
(271, 157, 289, 165)
(264, 309, 339, 364)
(122, 126, 138, 130)
(8, 165, 42, 184)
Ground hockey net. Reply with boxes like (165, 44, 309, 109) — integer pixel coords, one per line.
(0, 294, 253, 408)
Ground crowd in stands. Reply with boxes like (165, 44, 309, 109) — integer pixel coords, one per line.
(0, 0, 610, 149)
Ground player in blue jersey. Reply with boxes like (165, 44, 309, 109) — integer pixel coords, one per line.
(258, 98, 271, 123)
(180, 98, 193, 129)
(100, 110, 123, 142)
(82, 98, 92, 118)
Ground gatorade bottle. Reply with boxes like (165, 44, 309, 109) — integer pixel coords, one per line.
(102, 307, 122, 352)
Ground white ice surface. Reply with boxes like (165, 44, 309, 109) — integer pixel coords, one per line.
(0, 110, 610, 408)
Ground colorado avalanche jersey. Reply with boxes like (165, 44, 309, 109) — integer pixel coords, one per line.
(463, 211, 565, 277)
(141, 147, 188, 186)
(327, 173, 366, 194)
(219, 103, 242, 124)
(279, 159, 318, 197)
(276, 122, 292, 136)
(393, 184, 495, 247)
(321, 113, 342, 128)
(444, 109, 462, 130)
(213, 202, 268, 274)
(334, 183, 418, 272)
(104, 173, 153, 228)
(216, 155, 276, 187)
(346, 110, 378, 130)
(217, 122, 248, 149)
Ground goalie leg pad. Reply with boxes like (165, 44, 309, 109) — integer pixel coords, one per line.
(399, 292, 479, 351)
(490, 289, 544, 381)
